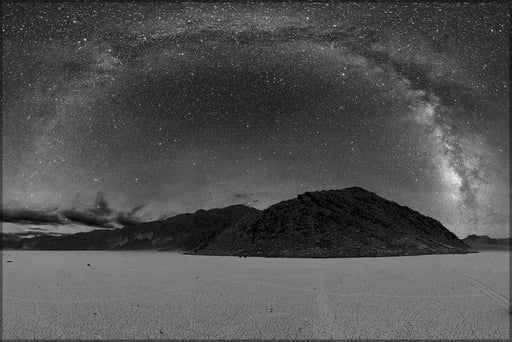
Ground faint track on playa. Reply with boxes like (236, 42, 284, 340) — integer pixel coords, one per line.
(227, 279, 481, 298)
(313, 270, 346, 339)
(438, 265, 509, 308)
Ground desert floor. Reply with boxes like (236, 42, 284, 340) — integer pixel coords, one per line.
(2, 250, 509, 339)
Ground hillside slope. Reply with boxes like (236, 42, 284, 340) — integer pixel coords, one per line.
(197, 187, 473, 257)
(15, 205, 258, 251)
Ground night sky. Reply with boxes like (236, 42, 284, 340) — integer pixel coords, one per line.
(2, 2, 509, 237)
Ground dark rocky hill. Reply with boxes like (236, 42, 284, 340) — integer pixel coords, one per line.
(1, 233, 24, 249)
(462, 234, 511, 250)
(196, 187, 474, 257)
(13, 205, 258, 251)
(5, 188, 475, 257)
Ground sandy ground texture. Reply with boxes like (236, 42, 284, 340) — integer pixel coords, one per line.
(2, 250, 510, 339)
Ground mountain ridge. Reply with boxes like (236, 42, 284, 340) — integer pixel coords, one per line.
(5, 205, 258, 251)
(2, 187, 475, 257)
(462, 234, 511, 251)
(196, 187, 473, 257)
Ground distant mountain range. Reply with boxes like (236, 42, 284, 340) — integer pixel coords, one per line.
(1, 187, 475, 257)
(462, 234, 511, 250)
(2, 205, 256, 251)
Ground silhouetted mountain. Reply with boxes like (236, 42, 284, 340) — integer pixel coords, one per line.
(196, 187, 473, 257)
(1, 233, 24, 249)
(15, 205, 259, 251)
(462, 234, 511, 250)
(6, 188, 475, 257)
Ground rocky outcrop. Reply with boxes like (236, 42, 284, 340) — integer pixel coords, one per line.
(196, 187, 474, 257)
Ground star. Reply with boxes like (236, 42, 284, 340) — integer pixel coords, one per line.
(1, 2, 509, 238)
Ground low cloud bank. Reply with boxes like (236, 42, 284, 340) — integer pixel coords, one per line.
(1, 208, 66, 225)
(1, 191, 147, 228)
(115, 204, 147, 226)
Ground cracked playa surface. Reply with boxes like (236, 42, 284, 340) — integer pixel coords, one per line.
(2, 250, 509, 339)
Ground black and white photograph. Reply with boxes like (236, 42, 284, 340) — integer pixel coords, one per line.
(1, 1, 510, 340)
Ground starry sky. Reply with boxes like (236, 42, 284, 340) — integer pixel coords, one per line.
(2, 2, 510, 237)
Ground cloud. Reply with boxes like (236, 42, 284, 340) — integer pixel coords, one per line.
(232, 192, 255, 200)
(60, 208, 114, 228)
(1, 191, 148, 229)
(89, 191, 113, 216)
(114, 204, 147, 226)
(229, 191, 273, 206)
(1, 208, 65, 225)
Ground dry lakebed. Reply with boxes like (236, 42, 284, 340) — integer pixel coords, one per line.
(2, 250, 509, 339)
